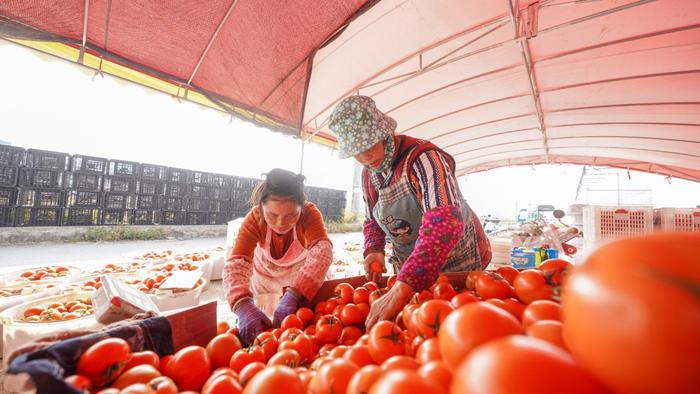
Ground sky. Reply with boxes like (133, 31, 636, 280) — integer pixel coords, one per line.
(2, 41, 699, 220)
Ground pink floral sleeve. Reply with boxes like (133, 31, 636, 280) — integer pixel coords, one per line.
(397, 205, 465, 291)
(222, 255, 253, 307)
(292, 240, 333, 300)
(363, 218, 386, 257)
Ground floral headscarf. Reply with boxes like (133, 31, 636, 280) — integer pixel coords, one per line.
(328, 95, 397, 161)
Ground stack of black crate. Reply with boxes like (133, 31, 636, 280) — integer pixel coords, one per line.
(184, 170, 212, 225)
(64, 154, 107, 225)
(305, 185, 347, 222)
(0, 145, 24, 226)
(101, 159, 140, 225)
(229, 176, 257, 220)
(15, 149, 69, 226)
(208, 173, 233, 225)
(161, 167, 190, 225)
(134, 163, 166, 225)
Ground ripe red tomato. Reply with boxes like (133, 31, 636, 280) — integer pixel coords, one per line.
(112, 364, 161, 389)
(475, 272, 511, 299)
(76, 337, 131, 387)
(410, 290, 433, 305)
(343, 345, 374, 368)
(201, 374, 242, 394)
(295, 307, 314, 324)
(368, 370, 443, 394)
(229, 346, 266, 373)
(356, 303, 370, 319)
(238, 362, 265, 387)
(315, 315, 343, 344)
(415, 299, 455, 338)
(308, 358, 359, 394)
(415, 338, 441, 365)
(363, 282, 378, 292)
(253, 332, 279, 361)
(465, 271, 485, 291)
(539, 258, 573, 286)
(278, 331, 313, 362)
(563, 232, 700, 394)
(124, 351, 160, 371)
(352, 288, 369, 304)
(328, 345, 350, 359)
(281, 314, 304, 330)
(526, 320, 567, 350)
(334, 283, 354, 305)
(380, 355, 420, 372)
(522, 300, 561, 329)
(346, 365, 382, 394)
(450, 291, 479, 308)
(495, 266, 519, 285)
(433, 282, 457, 301)
(242, 366, 304, 394)
(339, 303, 363, 326)
(217, 321, 231, 335)
(417, 361, 452, 392)
(206, 333, 243, 369)
(267, 349, 302, 368)
(167, 346, 211, 391)
(157, 355, 172, 376)
(514, 269, 555, 304)
(324, 298, 339, 315)
(339, 326, 363, 345)
(148, 376, 178, 394)
(315, 301, 327, 314)
(438, 302, 521, 371)
(451, 335, 607, 394)
(368, 321, 406, 364)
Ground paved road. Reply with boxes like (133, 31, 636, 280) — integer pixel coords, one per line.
(0, 232, 363, 273)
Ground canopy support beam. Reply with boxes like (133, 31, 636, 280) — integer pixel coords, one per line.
(77, 0, 89, 64)
(184, 0, 240, 97)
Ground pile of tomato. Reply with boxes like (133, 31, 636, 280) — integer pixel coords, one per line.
(22, 297, 94, 322)
(122, 273, 205, 295)
(61, 232, 698, 393)
(15, 266, 71, 282)
(91, 262, 145, 275)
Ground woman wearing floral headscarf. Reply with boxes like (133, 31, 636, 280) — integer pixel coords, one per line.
(329, 96, 492, 328)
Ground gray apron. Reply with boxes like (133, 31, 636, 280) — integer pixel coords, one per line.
(370, 146, 481, 273)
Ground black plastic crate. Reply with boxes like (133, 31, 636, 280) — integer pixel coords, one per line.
(161, 196, 185, 211)
(165, 167, 192, 183)
(103, 176, 138, 193)
(101, 209, 133, 225)
(70, 155, 108, 174)
(135, 194, 161, 210)
(0, 166, 19, 187)
(102, 193, 136, 209)
(25, 149, 70, 170)
(210, 174, 233, 188)
(207, 212, 229, 225)
(230, 209, 248, 219)
(209, 200, 230, 213)
(163, 182, 188, 197)
(133, 209, 160, 225)
(327, 197, 345, 209)
(15, 207, 62, 227)
(191, 171, 212, 185)
(65, 190, 101, 208)
(64, 172, 103, 191)
(232, 177, 258, 190)
(161, 210, 186, 225)
(16, 189, 64, 207)
(230, 199, 250, 212)
(210, 187, 231, 200)
(138, 163, 167, 180)
(187, 184, 210, 199)
(186, 211, 208, 225)
(185, 198, 211, 212)
(0, 187, 16, 207)
(63, 208, 100, 226)
(107, 159, 140, 178)
(231, 188, 252, 201)
(0, 207, 13, 226)
(0, 145, 25, 167)
(18, 168, 64, 189)
(136, 179, 163, 195)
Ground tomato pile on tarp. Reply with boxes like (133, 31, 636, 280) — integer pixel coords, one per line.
(7, 232, 699, 394)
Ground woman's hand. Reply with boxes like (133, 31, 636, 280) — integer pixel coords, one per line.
(365, 280, 413, 329)
(363, 252, 386, 283)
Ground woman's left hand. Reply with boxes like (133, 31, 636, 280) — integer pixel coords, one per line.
(365, 280, 414, 329)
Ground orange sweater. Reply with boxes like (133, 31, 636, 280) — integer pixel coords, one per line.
(231, 201, 330, 260)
